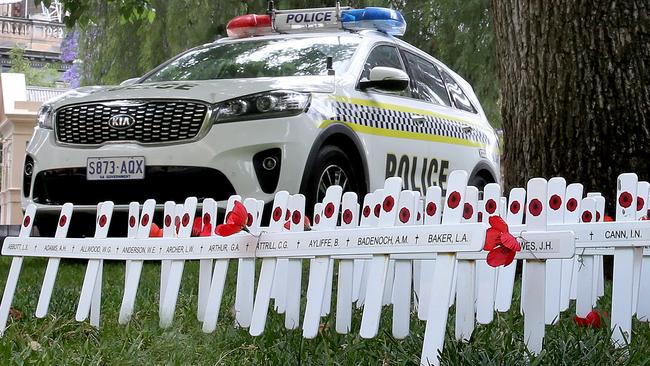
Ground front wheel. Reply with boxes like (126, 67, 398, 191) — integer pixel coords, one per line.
(303, 145, 364, 217)
(468, 173, 492, 192)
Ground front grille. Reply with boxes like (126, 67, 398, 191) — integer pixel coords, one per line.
(55, 100, 208, 144)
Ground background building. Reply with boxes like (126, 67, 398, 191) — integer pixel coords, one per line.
(0, 0, 68, 76)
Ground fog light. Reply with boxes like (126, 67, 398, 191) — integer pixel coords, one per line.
(262, 156, 277, 171)
(23, 155, 34, 198)
(24, 161, 33, 176)
(253, 148, 282, 194)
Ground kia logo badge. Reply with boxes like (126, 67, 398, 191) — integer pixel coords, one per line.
(107, 114, 136, 130)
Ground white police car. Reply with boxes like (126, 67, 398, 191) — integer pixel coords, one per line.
(25, 6, 500, 232)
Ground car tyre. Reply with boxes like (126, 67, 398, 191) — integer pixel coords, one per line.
(303, 145, 363, 218)
(468, 173, 492, 192)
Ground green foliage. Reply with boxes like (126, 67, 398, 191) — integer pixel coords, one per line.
(73, 0, 501, 126)
(36, 0, 156, 27)
(8, 47, 59, 87)
(1, 258, 649, 364)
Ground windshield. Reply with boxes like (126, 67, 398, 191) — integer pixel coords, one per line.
(143, 36, 360, 82)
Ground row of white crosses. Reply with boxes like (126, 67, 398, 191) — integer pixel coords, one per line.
(301, 172, 650, 351)
(490, 174, 650, 346)
(2, 171, 650, 364)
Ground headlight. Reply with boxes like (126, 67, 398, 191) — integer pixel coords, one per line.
(213, 91, 311, 123)
(37, 104, 54, 129)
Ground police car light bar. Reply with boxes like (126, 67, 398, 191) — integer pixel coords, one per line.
(226, 6, 406, 38)
(340, 7, 406, 36)
(226, 14, 273, 38)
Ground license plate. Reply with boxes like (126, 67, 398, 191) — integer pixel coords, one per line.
(87, 156, 145, 180)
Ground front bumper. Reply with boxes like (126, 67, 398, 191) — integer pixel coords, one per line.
(23, 113, 318, 213)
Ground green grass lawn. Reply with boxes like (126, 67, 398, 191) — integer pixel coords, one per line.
(0, 257, 649, 365)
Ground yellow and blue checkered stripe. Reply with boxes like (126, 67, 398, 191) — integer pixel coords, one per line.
(321, 96, 492, 148)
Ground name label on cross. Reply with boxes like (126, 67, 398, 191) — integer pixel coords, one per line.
(1, 223, 487, 260)
(457, 230, 574, 260)
(509, 221, 650, 248)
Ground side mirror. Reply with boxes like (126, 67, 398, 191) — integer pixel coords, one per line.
(119, 77, 140, 86)
(359, 66, 409, 92)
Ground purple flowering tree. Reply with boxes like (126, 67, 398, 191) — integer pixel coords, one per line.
(60, 29, 80, 88)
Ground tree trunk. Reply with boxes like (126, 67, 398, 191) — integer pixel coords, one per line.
(492, 0, 650, 213)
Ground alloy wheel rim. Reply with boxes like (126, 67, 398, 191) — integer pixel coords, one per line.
(316, 164, 350, 202)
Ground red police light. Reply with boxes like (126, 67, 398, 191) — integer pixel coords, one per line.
(226, 14, 273, 38)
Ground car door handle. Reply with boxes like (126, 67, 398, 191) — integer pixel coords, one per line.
(412, 115, 426, 125)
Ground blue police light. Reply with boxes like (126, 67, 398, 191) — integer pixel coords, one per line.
(340, 7, 406, 36)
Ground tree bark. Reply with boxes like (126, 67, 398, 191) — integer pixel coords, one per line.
(492, 0, 650, 213)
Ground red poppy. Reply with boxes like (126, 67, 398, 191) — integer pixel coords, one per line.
(574, 310, 602, 328)
(566, 198, 578, 212)
(192, 217, 202, 237)
(399, 207, 410, 223)
(9, 307, 22, 320)
(604, 215, 614, 222)
(426, 202, 437, 216)
(363, 205, 371, 218)
(463, 203, 473, 220)
(285, 215, 312, 231)
(637, 196, 645, 212)
(200, 223, 212, 236)
(383, 196, 395, 212)
(99, 214, 107, 228)
(549, 194, 562, 210)
(324, 202, 335, 218)
(190, 217, 212, 236)
(510, 201, 521, 214)
(343, 209, 353, 224)
(174, 216, 181, 233)
(581, 211, 593, 223)
(292, 210, 301, 225)
(272, 207, 282, 222)
(165, 214, 172, 227)
(182, 213, 190, 227)
(485, 199, 497, 214)
(596, 211, 601, 222)
(477, 212, 483, 222)
(484, 215, 521, 267)
(619, 192, 633, 208)
(417, 212, 422, 221)
(129, 215, 136, 228)
(59, 215, 67, 227)
(528, 199, 543, 216)
(285, 209, 291, 221)
(247, 213, 254, 226)
(141, 213, 150, 227)
(447, 191, 461, 209)
(23, 215, 30, 227)
(484, 216, 520, 252)
(215, 201, 249, 236)
(487, 246, 517, 268)
(314, 213, 321, 225)
(149, 223, 163, 237)
(374, 203, 381, 217)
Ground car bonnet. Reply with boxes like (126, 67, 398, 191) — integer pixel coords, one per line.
(48, 76, 335, 109)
